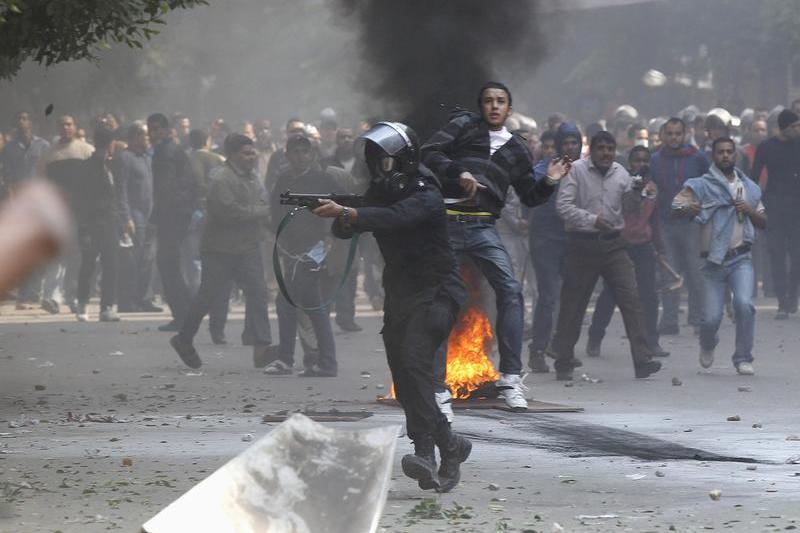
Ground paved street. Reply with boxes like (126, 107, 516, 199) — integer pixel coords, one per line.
(0, 299, 799, 532)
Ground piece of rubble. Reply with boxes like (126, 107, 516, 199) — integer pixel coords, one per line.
(34, 384, 46, 391)
(109, 351, 124, 356)
(122, 458, 133, 467)
(786, 435, 800, 441)
(746, 465, 757, 471)
(488, 483, 500, 491)
(752, 423, 763, 429)
(360, 371, 371, 379)
(241, 434, 253, 442)
(738, 386, 751, 392)
(727, 415, 741, 422)
(708, 489, 722, 501)
(655, 470, 666, 477)
(671, 377, 682, 386)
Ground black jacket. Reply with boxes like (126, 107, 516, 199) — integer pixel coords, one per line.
(151, 137, 196, 225)
(421, 112, 554, 217)
(334, 175, 466, 322)
(48, 156, 119, 228)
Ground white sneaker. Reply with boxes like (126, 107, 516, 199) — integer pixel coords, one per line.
(699, 347, 715, 369)
(435, 390, 454, 423)
(497, 373, 529, 411)
(736, 362, 755, 375)
(75, 303, 89, 323)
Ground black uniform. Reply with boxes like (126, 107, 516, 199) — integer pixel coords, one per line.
(334, 174, 466, 440)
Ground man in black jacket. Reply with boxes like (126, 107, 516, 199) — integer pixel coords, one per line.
(73, 127, 121, 322)
(421, 82, 567, 411)
(147, 113, 197, 331)
(312, 121, 471, 493)
(114, 122, 160, 313)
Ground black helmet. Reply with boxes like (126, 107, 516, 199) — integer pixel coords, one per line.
(357, 122, 419, 197)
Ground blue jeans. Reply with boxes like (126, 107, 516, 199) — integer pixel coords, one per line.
(433, 219, 524, 390)
(528, 236, 566, 354)
(700, 255, 755, 366)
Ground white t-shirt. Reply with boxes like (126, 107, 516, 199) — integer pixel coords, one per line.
(489, 127, 512, 156)
(700, 175, 765, 252)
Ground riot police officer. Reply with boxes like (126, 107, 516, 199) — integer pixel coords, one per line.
(311, 122, 471, 493)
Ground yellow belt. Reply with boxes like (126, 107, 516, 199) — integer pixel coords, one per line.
(446, 209, 494, 217)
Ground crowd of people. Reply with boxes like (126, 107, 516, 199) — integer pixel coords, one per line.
(1, 89, 799, 404)
(3, 82, 800, 493)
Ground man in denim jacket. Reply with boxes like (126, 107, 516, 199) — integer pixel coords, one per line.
(671, 137, 766, 375)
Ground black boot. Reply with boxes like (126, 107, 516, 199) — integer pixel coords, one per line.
(170, 335, 202, 369)
(401, 436, 439, 491)
(435, 427, 472, 493)
(528, 349, 550, 373)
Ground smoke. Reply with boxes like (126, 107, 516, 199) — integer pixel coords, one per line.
(332, 0, 545, 137)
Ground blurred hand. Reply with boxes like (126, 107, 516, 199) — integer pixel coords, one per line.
(313, 199, 344, 218)
(594, 215, 614, 232)
(734, 199, 751, 215)
(546, 156, 571, 182)
(459, 172, 487, 198)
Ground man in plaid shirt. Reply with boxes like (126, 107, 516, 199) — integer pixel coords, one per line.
(421, 81, 569, 412)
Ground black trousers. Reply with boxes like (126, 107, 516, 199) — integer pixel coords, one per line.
(765, 200, 800, 311)
(332, 261, 358, 325)
(588, 242, 660, 349)
(382, 296, 454, 440)
(117, 219, 156, 309)
(178, 250, 271, 346)
(549, 235, 653, 372)
(156, 218, 192, 324)
(77, 223, 118, 309)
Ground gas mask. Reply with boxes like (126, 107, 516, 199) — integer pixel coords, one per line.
(357, 122, 420, 198)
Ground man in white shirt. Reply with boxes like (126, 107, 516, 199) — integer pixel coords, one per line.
(672, 137, 766, 375)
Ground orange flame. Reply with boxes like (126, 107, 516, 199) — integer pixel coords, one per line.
(380, 264, 499, 401)
(445, 305, 500, 399)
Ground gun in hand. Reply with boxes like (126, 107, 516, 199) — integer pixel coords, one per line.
(279, 191, 364, 209)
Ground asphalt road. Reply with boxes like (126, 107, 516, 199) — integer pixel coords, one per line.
(0, 298, 799, 533)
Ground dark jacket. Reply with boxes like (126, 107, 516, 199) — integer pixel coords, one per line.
(751, 136, 800, 203)
(650, 144, 709, 221)
(113, 148, 153, 225)
(202, 163, 269, 255)
(151, 137, 196, 225)
(271, 164, 342, 257)
(333, 173, 466, 322)
(528, 122, 582, 241)
(49, 156, 119, 228)
(420, 112, 554, 217)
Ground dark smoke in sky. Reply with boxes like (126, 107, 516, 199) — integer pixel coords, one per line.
(332, 0, 545, 138)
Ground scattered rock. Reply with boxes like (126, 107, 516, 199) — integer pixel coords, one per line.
(112, 393, 128, 402)
(108, 351, 124, 356)
(709, 489, 722, 501)
(786, 435, 800, 441)
(788, 455, 800, 465)
(552, 523, 565, 533)
(488, 483, 500, 491)
(655, 470, 666, 477)
(564, 382, 574, 388)
(671, 377, 682, 386)
(375, 384, 385, 390)
(360, 371, 371, 379)
(738, 386, 751, 392)
(753, 423, 763, 429)
(746, 465, 757, 471)
(34, 384, 46, 391)
(121, 458, 133, 467)
(727, 415, 741, 422)
(241, 433, 253, 442)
